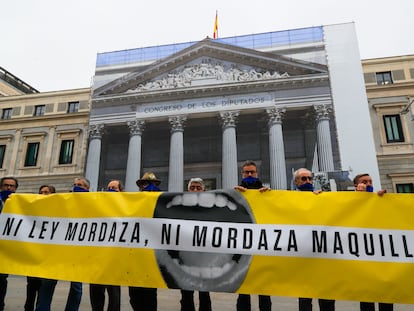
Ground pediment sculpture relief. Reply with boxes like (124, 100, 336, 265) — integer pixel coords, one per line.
(126, 62, 289, 93)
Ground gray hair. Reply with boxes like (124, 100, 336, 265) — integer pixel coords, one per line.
(293, 168, 312, 180)
(187, 178, 205, 191)
(74, 177, 90, 188)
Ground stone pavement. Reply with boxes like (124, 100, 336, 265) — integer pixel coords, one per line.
(3, 275, 412, 310)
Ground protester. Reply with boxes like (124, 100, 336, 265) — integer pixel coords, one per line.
(179, 178, 212, 311)
(354, 173, 392, 311)
(24, 185, 56, 311)
(89, 180, 123, 311)
(0, 176, 18, 311)
(128, 172, 161, 311)
(35, 178, 89, 311)
(294, 168, 335, 311)
(234, 161, 271, 311)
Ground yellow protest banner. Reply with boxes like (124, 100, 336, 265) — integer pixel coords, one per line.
(0, 190, 413, 304)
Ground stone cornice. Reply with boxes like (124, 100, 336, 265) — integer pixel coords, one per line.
(93, 74, 329, 107)
(365, 81, 414, 93)
(0, 111, 89, 125)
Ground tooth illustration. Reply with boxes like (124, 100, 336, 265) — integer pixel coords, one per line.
(166, 195, 183, 208)
(198, 193, 215, 208)
(227, 201, 237, 211)
(215, 194, 228, 207)
(182, 193, 198, 206)
(154, 189, 254, 292)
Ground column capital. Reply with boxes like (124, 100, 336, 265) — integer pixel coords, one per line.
(314, 104, 333, 121)
(88, 124, 104, 140)
(169, 115, 187, 132)
(127, 119, 145, 136)
(266, 107, 286, 126)
(219, 111, 240, 129)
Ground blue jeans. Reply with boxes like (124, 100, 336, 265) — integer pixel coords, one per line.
(35, 280, 82, 311)
(65, 282, 82, 311)
(35, 279, 57, 311)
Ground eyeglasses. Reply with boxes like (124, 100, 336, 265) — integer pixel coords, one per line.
(2, 183, 17, 188)
(242, 170, 257, 175)
(300, 176, 313, 182)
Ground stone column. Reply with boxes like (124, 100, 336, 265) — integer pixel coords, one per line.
(168, 115, 187, 192)
(85, 124, 104, 191)
(125, 119, 145, 192)
(266, 107, 287, 189)
(302, 116, 318, 171)
(314, 104, 334, 172)
(219, 111, 239, 189)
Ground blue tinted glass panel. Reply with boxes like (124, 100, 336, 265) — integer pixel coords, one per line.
(96, 26, 323, 68)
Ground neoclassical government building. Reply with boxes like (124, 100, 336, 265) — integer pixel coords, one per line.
(86, 22, 380, 192)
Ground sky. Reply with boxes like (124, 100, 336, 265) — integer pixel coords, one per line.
(1, 0, 413, 92)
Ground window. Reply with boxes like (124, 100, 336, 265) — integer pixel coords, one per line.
(383, 114, 404, 143)
(33, 105, 45, 116)
(396, 183, 414, 193)
(59, 139, 74, 164)
(1, 108, 12, 120)
(376, 71, 393, 85)
(67, 101, 79, 113)
(0, 145, 5, 168)
(24, 142, 40, 167)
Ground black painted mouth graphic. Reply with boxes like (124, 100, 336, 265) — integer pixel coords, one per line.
(154, 189, 254, 292)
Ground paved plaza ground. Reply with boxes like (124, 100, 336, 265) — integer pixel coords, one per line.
(3, 275, 412, 310)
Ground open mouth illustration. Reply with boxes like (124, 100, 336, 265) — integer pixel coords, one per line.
(154, 189, 255, 292)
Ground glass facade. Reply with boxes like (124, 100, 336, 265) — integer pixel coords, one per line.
(96, 26, 324, 68)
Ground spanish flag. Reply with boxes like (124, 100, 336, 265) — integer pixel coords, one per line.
(213, 11, 218, 39)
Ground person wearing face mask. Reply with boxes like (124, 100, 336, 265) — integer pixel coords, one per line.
(65, 178, 89, 311)
(0, 176, 18, 311)
(0, 176, 18, 212)
(353, 173, 387, 196)
(353, 174, 392, 311)
(179, 178, 212, 311)
(234, 161, 271, 311)
(72, 177, 90, 192)
(28, 185, 56, 311)
(293, 168, 335, 311)
(136, 172, 161, 192)
(128, 172, 161, 311)
(36, 179, 88, 311)
(88, 180, 123, 311)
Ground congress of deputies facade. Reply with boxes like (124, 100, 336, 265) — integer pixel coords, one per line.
(86, 22, 380, 192)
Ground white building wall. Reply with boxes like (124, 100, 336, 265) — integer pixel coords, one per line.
(323, 23, 381, 188)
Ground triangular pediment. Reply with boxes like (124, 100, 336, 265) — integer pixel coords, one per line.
(94, 38, 327, 97)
